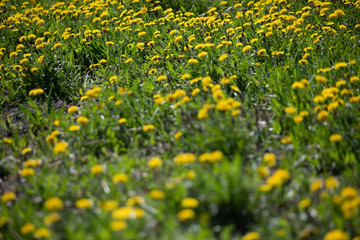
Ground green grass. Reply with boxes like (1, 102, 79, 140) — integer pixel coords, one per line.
(0, 0, 360, 239)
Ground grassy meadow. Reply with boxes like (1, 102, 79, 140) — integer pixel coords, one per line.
(1, 0, 360, 239)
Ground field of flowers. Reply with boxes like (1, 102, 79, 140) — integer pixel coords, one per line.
(0, 0, 360, 239)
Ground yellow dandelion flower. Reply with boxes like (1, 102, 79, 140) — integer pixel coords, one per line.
(53, 141, 68, 155)
(75, 198, 93, 209)
(177, 209, 195, 221)
(148, 157, 162, 168)
(21, 223, 35, 235)
(44, 197, 64, 211)
(33, 228, 51, 239)
(1, 192, 16, 202)
(112, 173, 128, 184)
(91, 165, 103, 175)
(181, 198, 199, 208)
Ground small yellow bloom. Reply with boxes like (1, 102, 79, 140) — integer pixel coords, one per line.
(118, 118, 127, 124)
(44, 197, 64, 211)
(218, 54, 228, 62)
(67, 106, 78, 114)
(44, 213, 60, 225)
(315, 75, 327, 83)
(334, 62, 347, 70)
(175, 153, 196, 164)
(1, 192, 16, 202)
(325, 176, 339, 189)
(242, 45, 252, 53)
(112, 173, 128, 183)
(181, 198, 199, 208)
(157, 75, 167, 81)
(197, 51, 208, 58)
(149, 190, 165, 199)
(109, 76, 118, 83)
(263, 153, 276, 167)
(110, 220, 127, 231)
(21, 147, 32, 155)
(21, 223, 35, 235)
(91, 165, 104, 175)
(148, 157, 162, 168)
(329, 134, 342, 142)
(77, 116, 88, 125)
(20, 168, 34, 177)
(69, 125, 80, 131)
(177, 209, 195, 221)
(317, 110, 329, 122)
(33, 228, 51, 239)
(100, 200, 119, 211)
(310, 179, 323, 192)
(188, 58, 198, 65)
(174, 131, 183, 139)
(324, 229, 349, 240)
(242, 232, 260, 240)
(298, 198, 311, 209)
(53, 141, 68, 155)
(143, 124, 155, 132)
(29, 89, 44, 97)
(76, 198, 93, 209)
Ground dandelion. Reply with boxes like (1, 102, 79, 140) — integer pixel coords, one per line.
(91, 165, 103, 175)
(174, 131, 183, 139)
(21, 147, 32, 155)
(157, 75, 167, 81)
(53, 141, 68, 155)
(109, 76, 118, 83)
(181, 198, 199, 208)
(310, 179, 323, 192)
(174, 153, 196, 164)
(315, 75, 327, 83)
(67, 106, 78, 114)
(324, 229, 349, 240)
(77, 116, 88, 125)
(100, 200, 118, 211)
(69, 125, 80, 131)
(317, 110, 329, 122)
(44, 197, 64, 211)
(334, 62, 347, 70)
(118, 118, 127, 124)
(242, 232, 260, 240)
(143, 124, 155, 132)
(177, 209, 195, 221)
(298, 199, 311, 209)
(198, 51, 207, 58)
(112, 173, 128, 183)
(29, 89, 44, 96)
(188, 58, 198, 65)
(148, 157, 162, 168)
(242, 45, 252, 53)
(138, 31, 146, 37)
(20, 168, 34, 177)
(325, 176, 339, 189)
(85, 87, 101, 98)
(1, 192, 16, 202)
(34, 228, 51, 238)
(175, 36, 183, 42)
(329, 134, 342, 142)
(106, 41, 115, 46)
(263, 153, 276, 167)
(257, 49, 266, 56)
(149, 190, 165, 199)
(110, 221, 127, 231)
(21, 223, 35, 235)
(218, 54, 228, 61)
(76, 199, 93, 209)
